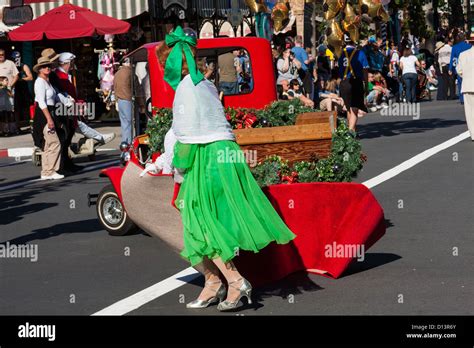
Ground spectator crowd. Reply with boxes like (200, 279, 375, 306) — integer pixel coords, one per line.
(270, 28, 472, 130)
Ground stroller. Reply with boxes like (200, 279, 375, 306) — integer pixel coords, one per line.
(416, 69, 431, 101)
(399, 69, 432, 102)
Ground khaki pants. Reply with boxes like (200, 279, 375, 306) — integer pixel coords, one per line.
(41, 125, 61, 177)
(463, 93, 474, 140)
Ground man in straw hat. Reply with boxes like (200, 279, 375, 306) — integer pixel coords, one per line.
(437, 37, 455, 100)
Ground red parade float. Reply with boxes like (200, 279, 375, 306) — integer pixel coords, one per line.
(90, 37, 386, 287)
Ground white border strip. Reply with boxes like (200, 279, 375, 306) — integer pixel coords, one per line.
(92, 267, 200, 316)
(362, 131, 470, 189)
(90, 131, 471, 316)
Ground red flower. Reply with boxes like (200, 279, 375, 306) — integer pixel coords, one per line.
(243, 114, 257, 128)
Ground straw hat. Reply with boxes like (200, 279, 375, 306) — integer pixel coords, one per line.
(33, 56, 53, 73)
(435, 41, 445, 52)
(41, 48, 60, 62)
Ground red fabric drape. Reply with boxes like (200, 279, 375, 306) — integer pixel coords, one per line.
(235, 183, 386, 287)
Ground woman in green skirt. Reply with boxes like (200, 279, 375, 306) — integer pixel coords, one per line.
(157, 26, 296, 311)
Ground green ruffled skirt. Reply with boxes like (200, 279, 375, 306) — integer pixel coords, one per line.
(173, 140, 296, 266)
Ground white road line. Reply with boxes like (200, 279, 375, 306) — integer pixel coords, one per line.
(362, 131, 470, 189)
(0, 160, 118, 192)
(96, 148, 117, 152)
(91, 131, 471, 316)
(92, 267, 200, 316)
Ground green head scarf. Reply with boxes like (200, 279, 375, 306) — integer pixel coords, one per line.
(164, 26, 204, 90)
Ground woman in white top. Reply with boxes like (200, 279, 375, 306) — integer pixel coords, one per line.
(399, 46, 421, 103)
(32, 56, 63, 180)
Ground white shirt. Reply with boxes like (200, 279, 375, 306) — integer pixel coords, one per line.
(0, 60, 19, 86)
(438, 44, 452, 67)
(135, 62, 151, 100)
(34, 77, 57, 110)
(276, 58, 298, 84)
(172, 75, 235, 144)
(390, 51, 400, 64)
(426, 65, 436, 79)
(400, 55, 418, 75)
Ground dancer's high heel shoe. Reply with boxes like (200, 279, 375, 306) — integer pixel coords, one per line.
(217, 277, 252, 312)
(186, 279, 227, 309)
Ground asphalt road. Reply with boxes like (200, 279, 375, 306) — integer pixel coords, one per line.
(0, 100, 473, 316)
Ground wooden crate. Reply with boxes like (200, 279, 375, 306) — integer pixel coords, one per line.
(234, 111, 337, 165)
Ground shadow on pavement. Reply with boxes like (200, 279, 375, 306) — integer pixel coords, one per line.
(0, 161, 28, 169)
(181, 270, 322, 312)
(0, 202, 58, 226)
(385, 218, 395, 230)
(358, 118, 465, 139)
(0, 218, 103, 245)
(0, 176, 95, 225)
(342, 253, 402, 278)
(251, 271, 323, 310)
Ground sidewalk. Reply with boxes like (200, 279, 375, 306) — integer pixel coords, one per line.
(0, 124, 122, 158)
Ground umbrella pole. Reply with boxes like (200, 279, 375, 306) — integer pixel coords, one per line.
(70, 38, 77, 91)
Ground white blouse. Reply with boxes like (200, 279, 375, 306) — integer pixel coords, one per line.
(34, 77, 57, 110)
(171, 75, 235, 144)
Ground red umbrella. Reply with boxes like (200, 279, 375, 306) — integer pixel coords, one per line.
(8, 3, 131, 41)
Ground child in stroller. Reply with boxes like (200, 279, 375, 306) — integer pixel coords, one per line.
(416, 68, 432, 101)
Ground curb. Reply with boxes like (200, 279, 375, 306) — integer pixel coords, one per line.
(0, 147, 35, 159)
